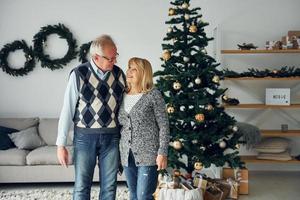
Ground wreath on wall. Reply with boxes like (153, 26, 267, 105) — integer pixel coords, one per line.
(79, 41, 92, 63)
(0, 40, 35, 76)
(33, 23, 78, 70)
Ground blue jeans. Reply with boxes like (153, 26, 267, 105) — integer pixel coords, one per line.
(73, 131, 120, 200)
(124, 150, 158, 200)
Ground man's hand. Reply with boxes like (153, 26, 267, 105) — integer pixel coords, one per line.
(156, 155, 167, 171)
(57, 146, 69, 168)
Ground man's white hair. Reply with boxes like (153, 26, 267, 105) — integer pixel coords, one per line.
(89, 35, 116, 58)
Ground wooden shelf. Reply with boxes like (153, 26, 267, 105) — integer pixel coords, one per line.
(224, 104, 300, 109)
(221, 49, 300, 54)
(224, 77, 300, 81)
(261, 130, 300, 137)
(241, 156, 300, 164)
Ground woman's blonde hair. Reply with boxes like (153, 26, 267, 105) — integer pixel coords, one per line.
(127, 57, 153, 93)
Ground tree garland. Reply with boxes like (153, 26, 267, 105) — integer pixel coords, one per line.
(33, 23, 78, 70)
(224, 66, 300, 78)
(0, 40, 35, 76)
(79, 41, 92, 63)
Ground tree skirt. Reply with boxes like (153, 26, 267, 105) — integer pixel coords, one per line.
(0, 187, 129, 200)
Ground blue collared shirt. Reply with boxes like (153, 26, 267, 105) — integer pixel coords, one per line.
(56, 60, 109, 146)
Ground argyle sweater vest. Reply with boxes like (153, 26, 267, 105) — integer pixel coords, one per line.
(72, 62, 125, 133)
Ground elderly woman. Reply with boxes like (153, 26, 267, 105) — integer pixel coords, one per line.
(118, 57, 170, 200)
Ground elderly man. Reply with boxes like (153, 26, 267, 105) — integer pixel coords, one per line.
(56, 35, 126, 200)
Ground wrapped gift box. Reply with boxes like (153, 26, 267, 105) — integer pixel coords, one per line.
(222, 168, 249, 195)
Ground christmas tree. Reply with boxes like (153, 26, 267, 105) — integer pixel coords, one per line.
(154, 0, 244, 173)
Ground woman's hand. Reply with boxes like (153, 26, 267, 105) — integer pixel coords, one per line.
(156, 154, 167, 170)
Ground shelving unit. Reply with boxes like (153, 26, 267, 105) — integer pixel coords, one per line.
(224, 104, 300, 109)
(220, 49, 300, 164)
(260, 130, 300, 137)
(241, 156, 300, 163)
(221, 49, 300, 54)
(224, 77, 300, 81)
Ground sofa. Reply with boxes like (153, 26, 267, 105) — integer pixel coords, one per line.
(0, 117, 125, 183)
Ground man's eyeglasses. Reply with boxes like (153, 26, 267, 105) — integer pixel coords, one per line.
(97, 53, 119, 63)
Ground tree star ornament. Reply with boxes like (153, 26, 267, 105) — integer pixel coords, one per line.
(189, 25, 198, 33)
(200, 146, 206, 151)
(173, 140, 183, 150)
(181, 2, 189, 9)
(180, 105, 186, 111)
(212, 75, 220, 83)
(195, 114, 205, 122)
(173, 81, 182, 90)
(162, 50, 171, 61)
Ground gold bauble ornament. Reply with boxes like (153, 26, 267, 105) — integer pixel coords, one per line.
(200, 146, 206, 151)
(173, 140, 183, 150)
(232, 125, 239, 132)
(173, 169, 181, 177)
(272, 70, 278, 74)
(195, 113, 205, 122)
(192, 139, 198, 144)
(183, 57, 190, 63)
(219, 141, 227, 149)
(206, 104, 213, 111)
(181, 2, 189, 9)
(212, 75, 220, 83)
(162, 50, 171, 61)
(167, 106, 175, 114)
(173, 81, 182, 90)
(195, 77, 201, 84)
(194, 162, 203, 171)
(222, 95, 228, 101)
(235, 144, 240, 149)
(189, 25, 198, 33)
(168, 8, 175, 16)
(184, 14, 190, 20)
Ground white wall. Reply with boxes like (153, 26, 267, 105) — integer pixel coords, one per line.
(1, 0, 300, 170)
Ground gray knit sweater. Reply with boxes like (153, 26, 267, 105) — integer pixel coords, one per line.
(118, 88, 170, 167)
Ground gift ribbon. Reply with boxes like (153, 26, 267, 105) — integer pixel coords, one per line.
(227, 178, 239, 199)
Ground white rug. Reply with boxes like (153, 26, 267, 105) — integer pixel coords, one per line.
(0, 187, 129, 200)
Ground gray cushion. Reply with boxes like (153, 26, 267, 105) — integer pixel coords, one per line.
(8, 126, 46, 150)
(39, 118, 73, 146)
(257, 151, 292, 161)
(26, 146, 73, 165)
(0, 117, 39, 130)
(0, 148, 29, 165)
(255, 137, 290, 153)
